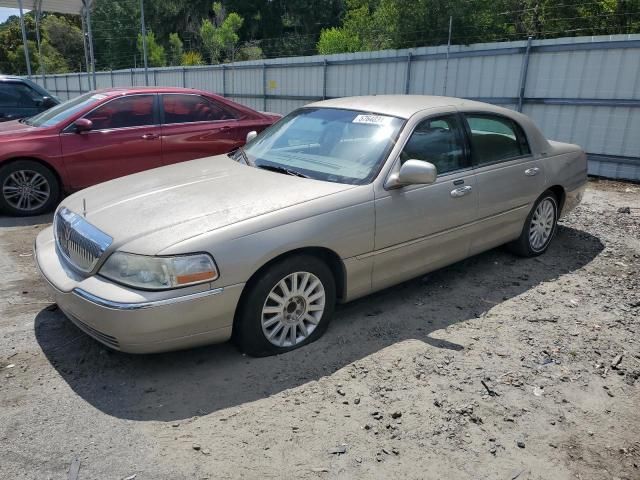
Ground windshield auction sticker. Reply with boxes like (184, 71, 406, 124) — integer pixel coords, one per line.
(352, 114, 394, 125)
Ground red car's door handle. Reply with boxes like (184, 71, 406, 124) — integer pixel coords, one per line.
(141, 133, 159, 140)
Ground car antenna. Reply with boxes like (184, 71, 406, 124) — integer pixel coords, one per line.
(83, 198, 87, 218)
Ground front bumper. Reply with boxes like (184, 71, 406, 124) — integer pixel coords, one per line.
(35, 226, 244, 353)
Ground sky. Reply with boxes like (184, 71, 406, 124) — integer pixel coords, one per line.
(0, 7, 26, 23)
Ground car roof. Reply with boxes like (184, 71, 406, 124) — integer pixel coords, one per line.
(309, 95, 506, 119)
(0, 75, 29, 82)
(93, 87, 220, 96)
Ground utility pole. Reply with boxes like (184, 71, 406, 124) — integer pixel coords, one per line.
(443, 16, 453, 96)
(83, 0, 97, 90)
(17, 0, 32, 78)
(140, 0, 149, 85)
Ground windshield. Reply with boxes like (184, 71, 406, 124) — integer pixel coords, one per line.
(241, 107, 404, 185)
(25, 92, 107, 127)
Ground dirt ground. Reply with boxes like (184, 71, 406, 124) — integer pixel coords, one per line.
(1, 179, 639, 480)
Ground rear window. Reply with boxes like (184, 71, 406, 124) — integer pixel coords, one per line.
(162, 94, 237, 124)
(466, 115, 531, 166)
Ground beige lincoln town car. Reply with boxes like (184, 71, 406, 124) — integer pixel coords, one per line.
(35, 95, 587, 356)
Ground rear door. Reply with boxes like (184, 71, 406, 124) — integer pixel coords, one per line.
(60, 94, 162, 189)
(160, 93, 251, 165)
(462, 113, 544, 255)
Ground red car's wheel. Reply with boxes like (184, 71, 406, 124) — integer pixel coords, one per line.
(0, 160, 60, 216)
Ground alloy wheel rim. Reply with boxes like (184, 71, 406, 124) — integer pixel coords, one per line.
(261, 271, 325, 348)
(2, 170, 50, 211)
(529, 198, 556, 251)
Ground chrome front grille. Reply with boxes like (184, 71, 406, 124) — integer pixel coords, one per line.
(54, 207, 112, 273)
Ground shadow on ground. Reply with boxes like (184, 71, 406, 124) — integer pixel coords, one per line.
(0, 213, 53, 228)
(34, 226, 603, 421)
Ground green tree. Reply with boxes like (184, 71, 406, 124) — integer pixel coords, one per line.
(317, 27, 361, 54)
(41, 15, 83, 70)
(137, 31, 167, 67)
(316, 0, 397, 54)
(199, 2, 244, 63)
(168, 32, 184, 66)
(92, 0, 139, 70)
(237, 43, 264, 61)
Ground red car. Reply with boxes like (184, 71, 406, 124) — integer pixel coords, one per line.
(0, 87, 280, 216)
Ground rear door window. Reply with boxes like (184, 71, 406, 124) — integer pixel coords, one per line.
(161, 94, 237, 124)
(84, 95, 155, 130)
(465, 114, 531, 166)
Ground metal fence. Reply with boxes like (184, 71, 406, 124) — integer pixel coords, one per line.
(32, 34, 640, 181)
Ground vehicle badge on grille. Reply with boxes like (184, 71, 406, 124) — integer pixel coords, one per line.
(63, 223, 72, 250)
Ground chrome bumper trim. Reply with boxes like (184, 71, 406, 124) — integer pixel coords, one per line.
(72, 287, 224, 311)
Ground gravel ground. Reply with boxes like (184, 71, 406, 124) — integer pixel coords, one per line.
(1, 179, 639, 480)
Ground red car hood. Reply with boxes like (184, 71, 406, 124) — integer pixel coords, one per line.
(0, 120, 39, 138)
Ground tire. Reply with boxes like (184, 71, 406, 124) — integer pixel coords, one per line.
(0, 160, 60, 216)
(234, 255, 336, 357)
(507, 191, 559, 257)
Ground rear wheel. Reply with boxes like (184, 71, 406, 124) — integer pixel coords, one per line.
(234, 255, 336, 357)
(0, 160, 60, 216)
(508, 191, 558, 257)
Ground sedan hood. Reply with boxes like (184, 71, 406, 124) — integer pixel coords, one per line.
(61, 155, 354, 253)
(0, 119, 38, 137)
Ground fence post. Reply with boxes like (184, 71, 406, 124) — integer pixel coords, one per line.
(110, 69, 114, 87)
(77, 72, 81, 93)
(322, 58, 328, 100)
(153, 69, 157, 86)
(65, 74, 70, 98)
(517, 36, 533, 112)
(130, 68, 134, 86)
(405, 52, 412, 94)
(262, 63, 267, 111)
(182, 67, 186, 87)
(222, 65, 226, 97)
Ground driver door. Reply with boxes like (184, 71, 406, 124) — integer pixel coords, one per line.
(60, 94, 162, 190)
(372, 113, 478, 291)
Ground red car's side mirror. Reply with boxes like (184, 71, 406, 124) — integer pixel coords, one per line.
(74, 118, 93, 133)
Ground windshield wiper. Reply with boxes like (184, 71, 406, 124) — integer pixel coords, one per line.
(229, 147, 253, 166)
(257, 164, 310, 178)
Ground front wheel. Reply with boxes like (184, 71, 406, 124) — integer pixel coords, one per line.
(508, 191, 559, 257)
(234, 255, 336, 357)
(0, 160, 60, 216)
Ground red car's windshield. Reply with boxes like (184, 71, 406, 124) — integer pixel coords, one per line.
(24, 92, 107, 127)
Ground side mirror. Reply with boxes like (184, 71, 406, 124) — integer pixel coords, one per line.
(73, 118, 93, 133)
(386, 159, 437, 189)
(246, 130, 257, 143)
(41, 96, 57, 109)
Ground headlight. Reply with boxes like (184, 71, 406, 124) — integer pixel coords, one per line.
(100, 252, 219, 290)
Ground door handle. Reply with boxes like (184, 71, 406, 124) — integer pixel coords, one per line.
(141, 133, 159, 140)
(450, 186, 472, 198)
(525, 167, 540, 176)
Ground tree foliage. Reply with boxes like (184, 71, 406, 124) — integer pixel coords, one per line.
(137, 31, 167, 67)
(168, 33, 184, 66)
(200, 3, 244, 63)
(0, 0, 638, 75)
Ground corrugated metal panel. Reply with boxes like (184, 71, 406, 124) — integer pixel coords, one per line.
(522, 104, 639, 157)
(32, 34, 640, 181)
